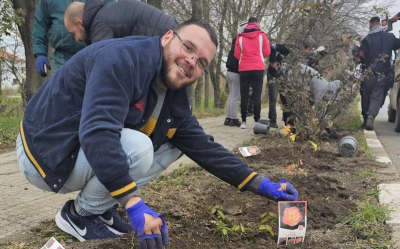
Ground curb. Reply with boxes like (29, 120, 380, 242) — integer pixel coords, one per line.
(360, 110, 400, 248)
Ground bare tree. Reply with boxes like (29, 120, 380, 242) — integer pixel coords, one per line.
(11, 0, 45, 106)
(210, 0, 228, 108)
(203, 0, 211, 109)
(0, 30, 25, 95)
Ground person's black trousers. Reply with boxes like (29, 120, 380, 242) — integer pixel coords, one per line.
(239, 70, 264, 122)
(362, 73, 391, 117)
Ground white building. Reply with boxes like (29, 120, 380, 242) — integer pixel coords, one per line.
(0, 50, 25, 92)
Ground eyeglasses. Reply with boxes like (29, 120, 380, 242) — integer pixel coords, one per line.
(173, 31, 209, 72)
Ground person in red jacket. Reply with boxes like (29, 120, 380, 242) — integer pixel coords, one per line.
(234, 17, 270, 129)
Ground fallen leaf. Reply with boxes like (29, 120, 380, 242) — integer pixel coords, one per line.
(308, 141, 318, 151)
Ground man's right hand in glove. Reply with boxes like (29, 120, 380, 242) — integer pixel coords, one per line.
(257, 177, 298, 201)
(126, 197, 169, 249)
(35, 54, 51, 77)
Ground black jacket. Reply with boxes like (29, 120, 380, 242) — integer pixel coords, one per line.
(83, 0, 178, 44)
(267, 44, 290, 78)
(226, 38, 239, 73)
(360, 29, 400, 73)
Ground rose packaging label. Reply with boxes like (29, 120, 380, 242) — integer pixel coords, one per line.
(277, 201, 307, 245)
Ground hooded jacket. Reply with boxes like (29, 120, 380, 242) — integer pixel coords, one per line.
(20, 36, 259, 202)
(83, 0, 178, 44)
(360, 26, 400, 73)
(234, 23, 271, 72)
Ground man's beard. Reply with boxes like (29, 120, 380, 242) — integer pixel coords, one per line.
(160, 46, 196, 90)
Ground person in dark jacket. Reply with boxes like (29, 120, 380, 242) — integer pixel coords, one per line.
(33, 0, 91, 77)
(234, 17, 271, 129)
(17, 19, 298, 247)
(64, 0, 178, 44)
(223, 37, 242, 127)
(358, 16, 400, 130)
(267, 44, 290, 128)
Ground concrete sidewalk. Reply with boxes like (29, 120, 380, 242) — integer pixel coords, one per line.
(0, 108, 276, 239)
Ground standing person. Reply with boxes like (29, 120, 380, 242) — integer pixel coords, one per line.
(32, 0, 91, 77)
(64, 0, 178, 45)
(358, 16, 400, 130)
(234, 17, 271, 129)
(17, 19, 298, 247)
(223, 37, 242, 127)
(267, 44, 290, 128)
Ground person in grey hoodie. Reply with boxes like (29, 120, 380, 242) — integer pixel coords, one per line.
(358, 16, 400, 130)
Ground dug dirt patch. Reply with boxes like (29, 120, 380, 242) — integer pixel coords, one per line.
(0, 132, 396, 249)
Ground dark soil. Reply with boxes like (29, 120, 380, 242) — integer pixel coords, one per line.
(0, 131, 396, 249)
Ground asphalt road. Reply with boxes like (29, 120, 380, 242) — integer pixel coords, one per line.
(374, 96, 400, 175)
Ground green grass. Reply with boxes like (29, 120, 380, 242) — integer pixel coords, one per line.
(356, 170, 375, 179)
(193, 97, 225, 118)
(0, 94, 24, 150)
(341, 190, 393, 248)
(0, 116, 22, 149)
(334, 99, 362, 131)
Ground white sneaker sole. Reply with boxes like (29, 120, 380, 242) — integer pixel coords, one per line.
(55, 211, 86, 242)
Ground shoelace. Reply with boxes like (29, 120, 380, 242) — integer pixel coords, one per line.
(83, 215, 109, 235)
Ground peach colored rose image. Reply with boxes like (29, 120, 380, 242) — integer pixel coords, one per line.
(282, 206, 303, 227)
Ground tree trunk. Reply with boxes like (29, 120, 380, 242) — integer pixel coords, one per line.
(189, 0, 202, 109)
(204, 71, 209, 109)
(12, 0, 45, 106)
(212, 0, 228, 108)
(203, 0, 210, 109)
(147, 0, 162, 10)
(208, 60, 218, 108)
(0, 61, 2, 95)
(194, 74, 203, 110)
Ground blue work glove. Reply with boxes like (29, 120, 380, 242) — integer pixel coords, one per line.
(126, 200, 169, 249)
(258, 178, 299, 201)
(35, 54, 51, 77)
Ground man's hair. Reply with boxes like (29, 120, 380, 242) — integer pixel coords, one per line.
(174, 19, 218, 48)
(369, 16, 380, 25)
(65, 2, 85, 25)
(248, 17, 258, 23)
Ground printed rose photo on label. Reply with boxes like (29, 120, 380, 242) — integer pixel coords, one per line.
(279, 202, 306, 230)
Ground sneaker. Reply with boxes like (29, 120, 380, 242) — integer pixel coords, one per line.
(229, 119, 241, 127)
(223, 118, 231, 126)
(100, 204, 132, 235)
(240, 122, 246, 129)
(270, 120, 278, 128)
(55, 200, 119, 242)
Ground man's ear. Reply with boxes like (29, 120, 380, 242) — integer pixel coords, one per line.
(161, 30, 174, 47)
(76, 19, 84, 28)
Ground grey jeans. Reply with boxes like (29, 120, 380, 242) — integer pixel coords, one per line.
(225, 71, 241, 119)
(16, 128, 181, 214)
